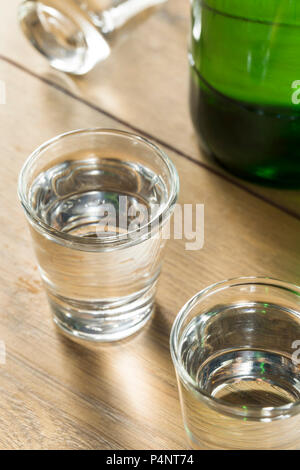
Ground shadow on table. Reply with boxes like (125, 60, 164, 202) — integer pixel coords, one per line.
(54, 302, 183, 449)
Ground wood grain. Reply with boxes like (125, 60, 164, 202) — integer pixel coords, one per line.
(0, 57, 300, 449)
(1, 0, 300, 217)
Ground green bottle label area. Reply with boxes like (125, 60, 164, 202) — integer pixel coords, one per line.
(190, 0, 300, 186)
(191, 0, 300, 107)
(203, 0, 300, 25)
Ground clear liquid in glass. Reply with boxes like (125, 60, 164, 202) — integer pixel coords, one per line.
(178, 302, 300, 449)
(28, 151, 169, 341)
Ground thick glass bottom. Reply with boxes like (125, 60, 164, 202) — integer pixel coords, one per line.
(190, 69, 300, 188)
(47, 284, 156, 342)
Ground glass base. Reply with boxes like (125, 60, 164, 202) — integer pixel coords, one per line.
(18, 1, 110, 75)
(47, 285, 156, 342)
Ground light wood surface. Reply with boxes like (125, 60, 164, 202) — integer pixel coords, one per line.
(0, 1, 300, 450)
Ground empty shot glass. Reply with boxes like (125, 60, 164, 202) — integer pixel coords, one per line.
(18, 129, 179, 342)
(18, 0, 167, 74)
(170, 277, 300, 450)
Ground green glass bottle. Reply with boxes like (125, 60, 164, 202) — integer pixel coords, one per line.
(190, 0, 300, 187)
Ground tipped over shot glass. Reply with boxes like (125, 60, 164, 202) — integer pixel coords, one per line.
(170, 277, 300, 450)
(18, 0, 167, 74)
(18, 128, 179, 342)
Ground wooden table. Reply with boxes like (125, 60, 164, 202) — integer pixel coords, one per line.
(0, 0, 299, 450)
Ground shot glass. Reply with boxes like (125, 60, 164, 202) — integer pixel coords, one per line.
(18, 129, 179, 342)
(18, 0, 166, 74)
(170, 277, 300, 450)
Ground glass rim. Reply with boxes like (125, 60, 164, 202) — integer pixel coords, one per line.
(18, 128, 179, 249)
(170, 276, 300, 420)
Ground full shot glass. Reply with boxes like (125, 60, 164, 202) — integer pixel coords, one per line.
(18, 129, 179, 342)
(170, 277, 300, 450)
